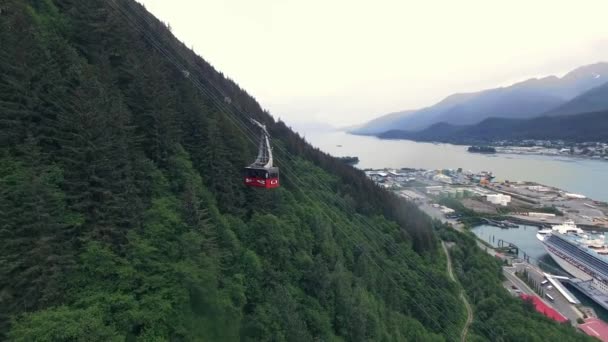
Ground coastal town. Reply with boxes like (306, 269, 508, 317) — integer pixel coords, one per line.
(473, 140, 608, 160)
(365, 166, 608, 339)
(365, 166, 608, 229)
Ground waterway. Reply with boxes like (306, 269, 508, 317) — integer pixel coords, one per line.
(471, 224, 565, 274)
(306, 130, 608, 316)
(472, 224, 608, 320)
(305, 131, 608, 202)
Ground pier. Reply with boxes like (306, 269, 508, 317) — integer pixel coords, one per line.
(543, 273, 580, 304)
(567, 279, 608, 312)
(496, 239, 519, 256)
(481, 218, 519, 228)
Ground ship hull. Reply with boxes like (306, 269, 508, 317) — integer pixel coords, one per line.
(538, 231, 608, 296)
(543, 245, 593, 281)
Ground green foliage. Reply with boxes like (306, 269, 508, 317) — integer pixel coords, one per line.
(438, 225, 593, 341)
(0, 140, 83, 332)
(0, 0, 593, 341)
(8, 306, 121, 342)
(436, 196, 485, 225)
(536, 205, 564, 216)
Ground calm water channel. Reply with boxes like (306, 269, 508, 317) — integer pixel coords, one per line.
(306, 130, 608, 316)
(305, 131, 608, 202)
(471, 224, 563, 273)
(472, 224, 608, 319)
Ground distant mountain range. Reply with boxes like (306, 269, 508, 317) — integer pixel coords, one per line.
(352, 62, 608, 136)
(379, 110, 608, 143)
(546, 81, 608, 116)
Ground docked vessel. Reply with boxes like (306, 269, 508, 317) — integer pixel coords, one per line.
(537, 220, 608, 293)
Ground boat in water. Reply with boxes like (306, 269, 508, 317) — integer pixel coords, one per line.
(537, 220, 608, 293)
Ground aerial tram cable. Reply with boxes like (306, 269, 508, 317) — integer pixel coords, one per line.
(243, 119, 280, 188)
(108, 4, 482, 337)
(108, 2, 493, 337)
(186, 90, 497, 336)
(106, 2, 263, 150)
(109, 9, 469, 340)
(106, 3, 282, 191)
(108, 6, 487, 338)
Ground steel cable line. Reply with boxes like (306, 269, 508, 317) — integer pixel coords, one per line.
(107, 2, 484, 337)
(108, 3, 478, 337)
(106, 3, 460, 337)
(107, 1, 500, 338)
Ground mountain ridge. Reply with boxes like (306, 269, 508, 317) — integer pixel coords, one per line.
(0, 1, 594, 341)
(379, 110, 608, 143)
(353, 62, 608, 134)
(546, 81, 608, 116)
(0, 1, 460, 340)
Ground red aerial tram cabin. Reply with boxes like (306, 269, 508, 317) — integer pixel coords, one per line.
(244, 119, 280, 189)
(243, 166, 280, 188)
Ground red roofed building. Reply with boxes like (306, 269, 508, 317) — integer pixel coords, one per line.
(579, 318, 608, 342)
(519, 294, 568, 323)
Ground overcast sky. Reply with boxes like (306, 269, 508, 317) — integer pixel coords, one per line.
(138, 0, 608, 127)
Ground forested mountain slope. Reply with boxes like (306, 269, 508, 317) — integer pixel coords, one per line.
(0, 0, 592, 341)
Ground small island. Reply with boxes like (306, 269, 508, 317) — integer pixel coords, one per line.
(468, 146, 496, 154)
(338, 156, 360, 165)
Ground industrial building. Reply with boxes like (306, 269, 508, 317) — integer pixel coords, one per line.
(486, 194, 511, 206)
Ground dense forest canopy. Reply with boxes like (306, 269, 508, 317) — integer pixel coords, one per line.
(0, 0, 593, 340)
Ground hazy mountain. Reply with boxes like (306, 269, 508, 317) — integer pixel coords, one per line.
(379, 110, 608, 143)
(0, 1, 597, 341)
(551, 63, 608, 98)
(0, 0, 453, 340)
(546, 81, 608, 116)
(349, 109, 415, 134)
(353, 62, 608, 134)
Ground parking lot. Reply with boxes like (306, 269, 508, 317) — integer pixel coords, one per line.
(506, 263, 583, 323)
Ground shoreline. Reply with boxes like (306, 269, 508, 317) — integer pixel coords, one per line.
(349, 133, 608, 162)
(494, 150, 608, 162)
(364, 166, 608, 230)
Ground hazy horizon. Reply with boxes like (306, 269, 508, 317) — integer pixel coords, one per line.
(138, 0, 608, 127)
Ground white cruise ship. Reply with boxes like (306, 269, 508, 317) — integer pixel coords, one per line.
(537, 220, 608, 294)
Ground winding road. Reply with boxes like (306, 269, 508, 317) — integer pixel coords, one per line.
(442, 241, 473, 342)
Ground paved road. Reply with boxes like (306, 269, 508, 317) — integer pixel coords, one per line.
(503, 265, 582, 323)
(503, 267, 535, 296)
(465, 220, 583, 324)
(512, 263, 583, 322)
(442, 242, 473, 342)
